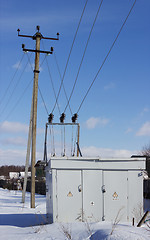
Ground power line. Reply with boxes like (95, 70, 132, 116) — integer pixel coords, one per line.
(0, 55, 31, 117)
(38, 86, 49, 115)
(51, 0, 88, 114)
(26, 52, 34, 71)
(54, 52, 72, 115)
(77, 0, 137, 114)
(0, 53, 25, 105)
(45, 52, 61, 115)
(64, 0, 104, 114)
(41, 41, 61, 115)
(1, 50, 48, 119)
(3, 78, 33, 121)
(37, 54, 51, 116)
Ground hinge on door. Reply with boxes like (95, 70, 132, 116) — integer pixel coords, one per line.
(102, 185, 106, 193)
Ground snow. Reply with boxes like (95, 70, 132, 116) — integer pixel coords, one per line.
(0, 188, 150, 240)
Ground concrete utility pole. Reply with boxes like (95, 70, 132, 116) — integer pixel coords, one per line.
(22, 93, 33, 204)
(18, 26, 59, 208)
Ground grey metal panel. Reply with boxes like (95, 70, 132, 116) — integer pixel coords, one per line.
(46, 169, 53, 223)
(83, 170, 102, 222)
(56, 170, 82, 222)
(50, 158, 145, 170)
(127, 171, 143, 222)
(103, 171, 128, 222)
(52, 169, 57, 223)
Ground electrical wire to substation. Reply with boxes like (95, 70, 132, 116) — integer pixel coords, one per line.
(38, 87, 49, 115)
(41, 41, 62, 116)
(0, 53, 25, 105)
(71, 126, 78, 156)
(63, 0, 104, 114)
(54, 52, 72, 115)
(49, 125, 55, 156)
(0, 53, 32, 117)
(45, 54, 61, 115)
(76, 0, 137, 114)
(51, 0, 88, 114)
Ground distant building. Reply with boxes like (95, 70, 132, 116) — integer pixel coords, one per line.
(19, 172, 31, 178)
(9, 172, 31, 179)
(9, 172, 19, 179)
(0, 176, 6, 180)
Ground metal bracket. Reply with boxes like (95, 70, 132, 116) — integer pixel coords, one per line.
(102, 185, 106, 193)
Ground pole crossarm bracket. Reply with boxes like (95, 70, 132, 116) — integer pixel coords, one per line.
(17, 26, 59, 41)
(22, 46, 53, 55)
(18, 26, 59, 55)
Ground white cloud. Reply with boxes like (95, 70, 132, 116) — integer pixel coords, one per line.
(143, 107, 149, 113)
(12, 61, 22, 69)
(136, 122, 150, 136)
(86, 117, 109, 129)
(82, 146, 135, 158)
(0, 121, 44, 138)
(0, 137, 27, 146)
(0, 148, 43, 166)
(140, 107, 149, 117)
(104, 82, 115, 90)
(125, 128, 133, 134)
(0, 148, 26, 166)
(0, 121, 28, 134)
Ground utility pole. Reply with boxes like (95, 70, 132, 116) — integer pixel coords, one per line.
(22, 92, 33, 204)
(18, 26, 59, 208)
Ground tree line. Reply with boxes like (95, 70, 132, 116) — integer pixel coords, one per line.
(0, 165, 31, 177)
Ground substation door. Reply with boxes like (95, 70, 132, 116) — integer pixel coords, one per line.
(83, 170, 103, 222)
(56, 170, 82, 222)
(103, 171, 128, 222)
(56, 169, 103, 222)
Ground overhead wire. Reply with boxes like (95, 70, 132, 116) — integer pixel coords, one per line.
(45, 54, 61, 115)
(26, 53, 34, 71)
(77, 0, 137, 114)
(0, 53, 25, 105)
(2, 50, 48, 121)
(38, 87, 49, 115)
(64, 0, 104, 114)
(71, 125, 74, 156)
(51, 0, 89, 114)
(3, 78, 33, 121)
(54, 52, 72, 115)
(0, 53, 32, 117)
(63, 125, 66, 156)
(41, 41, 61, 115)
(49, 126, 55, 156)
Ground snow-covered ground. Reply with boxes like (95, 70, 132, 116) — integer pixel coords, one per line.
(0, 188, 150, 240)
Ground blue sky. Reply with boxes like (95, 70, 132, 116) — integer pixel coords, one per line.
(0, 0, 150, 165)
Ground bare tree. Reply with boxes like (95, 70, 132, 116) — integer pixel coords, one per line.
(141, 144, 150, 177)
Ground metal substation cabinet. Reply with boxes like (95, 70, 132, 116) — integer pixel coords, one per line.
(45, 157, 145, 223)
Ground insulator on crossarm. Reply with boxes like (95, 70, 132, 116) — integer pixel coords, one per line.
(72, 113, 78, 123)
(60, 113, 65, 123)
(48, 113, 54, 123)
